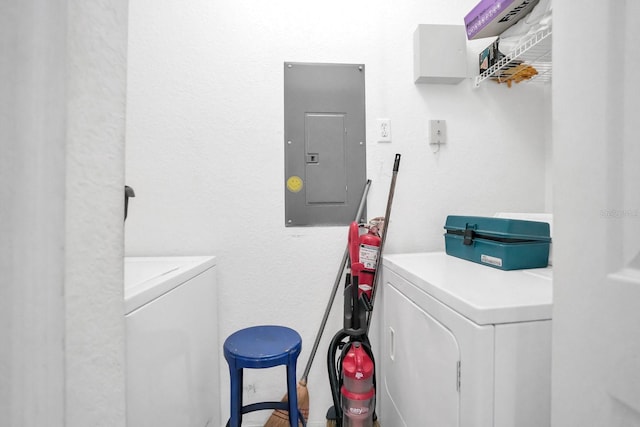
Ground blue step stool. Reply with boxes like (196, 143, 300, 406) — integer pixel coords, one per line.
(223, 325, 306, 427)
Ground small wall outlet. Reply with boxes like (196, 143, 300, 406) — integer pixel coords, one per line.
(429, 120, 446, 145)
(377, 119, 392, 142)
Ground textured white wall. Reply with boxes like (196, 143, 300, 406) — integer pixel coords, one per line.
(1, 1, 128, 426)
(65, 1, 128, 425)
(125, 0, 550, 425)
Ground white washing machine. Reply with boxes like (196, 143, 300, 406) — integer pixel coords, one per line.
(379, 252, 552, 427)
(125, 256, 220, 427)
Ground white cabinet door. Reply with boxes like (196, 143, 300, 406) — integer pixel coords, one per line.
(381, 283, 460, 427)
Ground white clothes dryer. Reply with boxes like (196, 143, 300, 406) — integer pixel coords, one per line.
(379, 252, 552, 427)
(125, 256, 219, 427)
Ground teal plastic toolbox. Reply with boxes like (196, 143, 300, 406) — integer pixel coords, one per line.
(444, 215, 551, 270)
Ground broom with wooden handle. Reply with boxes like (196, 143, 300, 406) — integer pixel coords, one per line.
(264, 180, 372, 427)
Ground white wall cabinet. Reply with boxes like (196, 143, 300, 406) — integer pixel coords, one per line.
(413, 25, 467, 84)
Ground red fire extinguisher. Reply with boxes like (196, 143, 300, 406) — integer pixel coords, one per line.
(348, 221, 381, 300)
(341, 342, 375, 427)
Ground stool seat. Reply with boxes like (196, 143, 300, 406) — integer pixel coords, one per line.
(224, 325, 305, 427)
(224, 325, 301, 367)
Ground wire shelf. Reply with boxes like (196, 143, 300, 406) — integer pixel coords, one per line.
(474, 27, 552, 88)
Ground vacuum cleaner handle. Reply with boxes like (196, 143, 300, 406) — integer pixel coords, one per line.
(300, 179, 372, 382)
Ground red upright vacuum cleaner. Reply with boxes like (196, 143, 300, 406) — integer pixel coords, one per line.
(326, 154, 401, 427)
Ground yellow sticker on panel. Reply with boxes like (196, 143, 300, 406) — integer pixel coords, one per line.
(286, 176, 303, 193)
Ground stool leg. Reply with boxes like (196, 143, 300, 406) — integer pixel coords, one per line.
(228, 365, 243, 427)
(286, 362, 299, 427)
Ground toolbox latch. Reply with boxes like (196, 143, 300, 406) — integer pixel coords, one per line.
(463, 227, 475, 246)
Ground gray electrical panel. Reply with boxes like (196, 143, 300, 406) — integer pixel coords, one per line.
(284, 62, 366, 226)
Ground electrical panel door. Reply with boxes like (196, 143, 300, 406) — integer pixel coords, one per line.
(284, 62, 366, 226)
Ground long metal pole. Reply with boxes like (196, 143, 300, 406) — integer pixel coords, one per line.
(300, 179, 372, 382)
(366, 154, 401, 333)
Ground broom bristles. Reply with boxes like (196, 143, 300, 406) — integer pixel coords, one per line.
(326, 419, 381, 427)
(263, 380, 309, 427)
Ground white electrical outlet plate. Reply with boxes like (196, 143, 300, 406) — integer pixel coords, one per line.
(429, 120, 446, 145)
(377, 118, 392, 142)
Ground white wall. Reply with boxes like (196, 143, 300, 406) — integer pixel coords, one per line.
(125, 0, 550, 425)
(1, 1, 128, 426)
(65, 1, 129, 425)
(552, 1, 640, 426)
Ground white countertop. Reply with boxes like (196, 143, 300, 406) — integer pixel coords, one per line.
(124, 256, 216, 314)
(382, 252, 553, 325)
